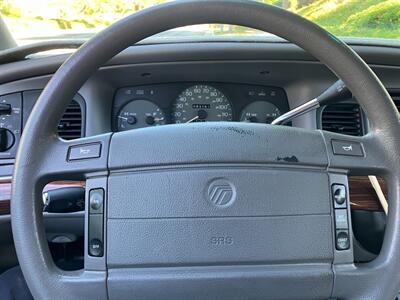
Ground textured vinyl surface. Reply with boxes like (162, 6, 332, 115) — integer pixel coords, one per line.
(107, 215, 332, 267)
(108, 168, 330, 219)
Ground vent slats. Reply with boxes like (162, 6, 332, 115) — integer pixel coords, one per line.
(321, 103, 362, 136)
(322, 91, 400, 137)
(392, 93, 400, 112)
(58, 100, 82, 140)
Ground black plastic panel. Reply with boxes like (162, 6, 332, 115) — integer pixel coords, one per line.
(0, 93, 22, 160)
(352, 210, 385, 255)
(0, 90, 86, 162)
(112, 82, 289, 131)
(22, 90, 86, 137)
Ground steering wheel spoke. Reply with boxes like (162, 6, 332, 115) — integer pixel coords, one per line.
(320, 129, 400, 299)
(11, 132, 111, 299)
(35, 133, 112, 182)
(321, 131, 390, 176)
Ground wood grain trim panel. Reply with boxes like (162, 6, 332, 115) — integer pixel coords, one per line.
(0, 180, 85, 215)
(0, 199, 10, 216)
(0, 181, 11, 215)
(0, 176, 385, 215)
(43, 181, 85, 192)
(349, 176, 386, 211)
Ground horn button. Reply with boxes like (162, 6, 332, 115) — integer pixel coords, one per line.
(106, 167, 332, 267)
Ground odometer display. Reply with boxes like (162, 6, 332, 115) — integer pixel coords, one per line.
(172, 85, 233, 123)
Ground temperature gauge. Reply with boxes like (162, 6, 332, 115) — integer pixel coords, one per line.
(117, 99, 166, 131)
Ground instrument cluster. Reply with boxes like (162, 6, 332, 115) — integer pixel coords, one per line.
(113, 82, 289, 131)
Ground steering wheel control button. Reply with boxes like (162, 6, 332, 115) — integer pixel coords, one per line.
(332, 184, 350, 250)
(332, 184, 347, 208)
(331, 140, 363, 157)
(88, 213, 104, 257)
(334, 209, 348, 229)
(89, 189, 104, 214)
(68, 142, 101, 161)
(89, 238, 103, 257)
(336, 230, 350, 250)
(88, 189, 104, 257)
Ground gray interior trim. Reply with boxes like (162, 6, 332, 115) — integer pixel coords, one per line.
(108, 264, 333, 300)
(1, 41, 400, 85)
(0, 40, 83, 65)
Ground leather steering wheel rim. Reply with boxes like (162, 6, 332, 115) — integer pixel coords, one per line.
(11, 0, 400, 299)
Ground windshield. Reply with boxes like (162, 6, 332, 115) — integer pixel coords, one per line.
(1, 0, 399, 46)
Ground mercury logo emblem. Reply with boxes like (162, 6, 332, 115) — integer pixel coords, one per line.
(207, 178, 236, 207)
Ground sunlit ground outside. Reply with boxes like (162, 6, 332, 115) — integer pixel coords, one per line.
(0, 0, 399, 45)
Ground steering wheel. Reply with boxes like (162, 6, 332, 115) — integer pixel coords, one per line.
(11, 1, 400, 299)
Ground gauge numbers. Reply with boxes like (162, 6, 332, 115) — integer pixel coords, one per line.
(117, 99, 166, 131)
(240, 101, 281, 124)
(172, 85, 233, 123)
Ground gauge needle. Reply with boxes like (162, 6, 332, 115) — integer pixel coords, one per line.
(186, 115, 199, 123)
(118, 116, 128, 120)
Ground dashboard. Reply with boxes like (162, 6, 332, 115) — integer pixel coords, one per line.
(0, 40, 399, 170)
(112, 83, 288, 131)
(0, 39, 399, 272)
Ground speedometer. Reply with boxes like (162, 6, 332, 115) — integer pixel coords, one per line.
(172, 85, 233, 123)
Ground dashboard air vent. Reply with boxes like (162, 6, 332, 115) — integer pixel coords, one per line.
(391, 92, 400, 112)
(321, 103, 362, 136)
(58, 100, 82, 140)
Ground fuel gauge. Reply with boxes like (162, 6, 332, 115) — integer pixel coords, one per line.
(240, 101, 281, 124)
